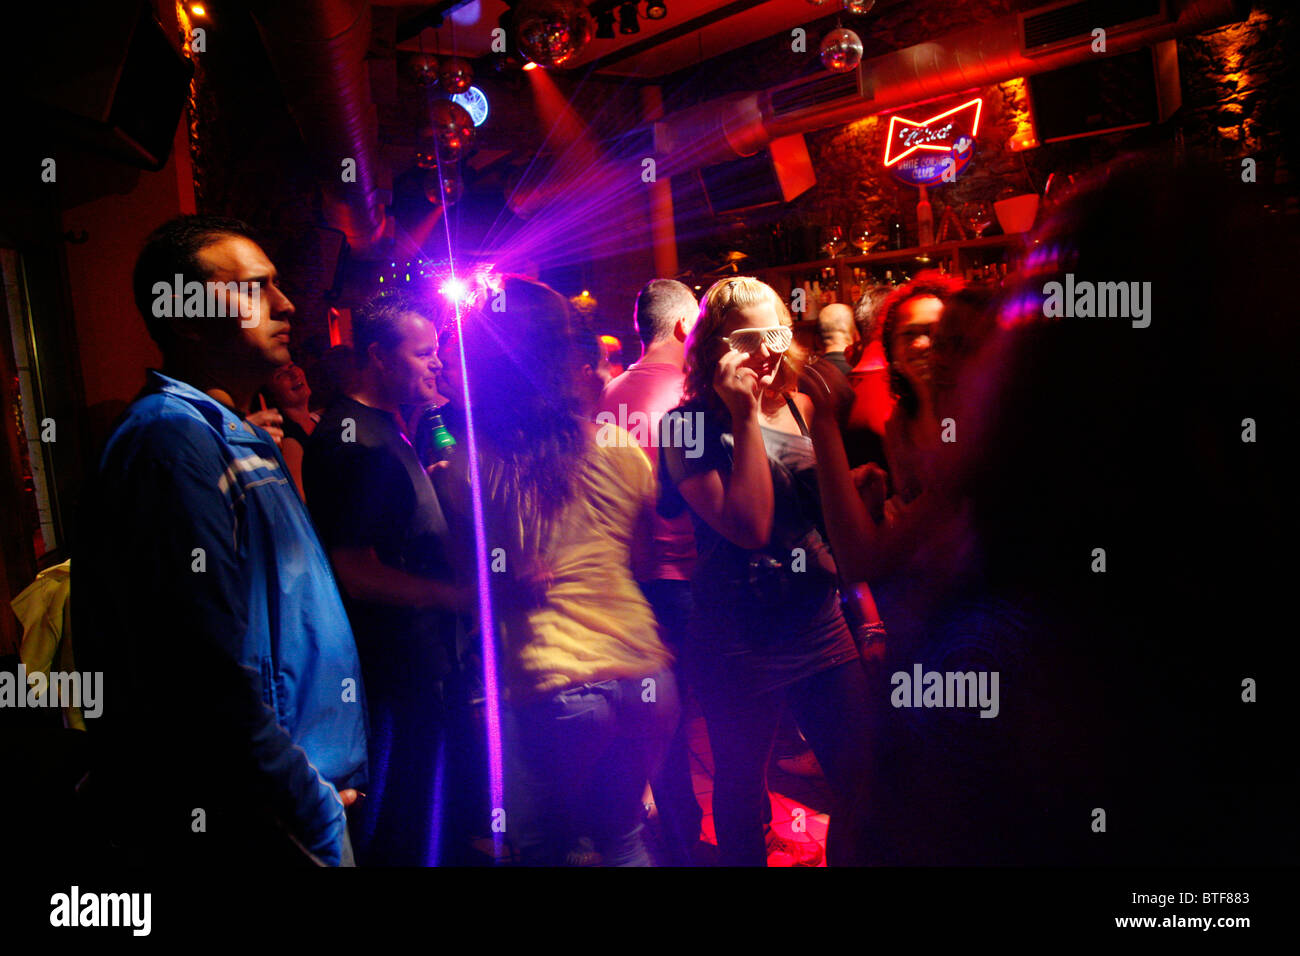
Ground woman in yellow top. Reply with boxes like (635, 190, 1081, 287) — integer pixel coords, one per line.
(458, 276, 676, 866)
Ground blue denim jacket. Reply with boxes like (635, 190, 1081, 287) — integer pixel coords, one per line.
(76, 371, 367, 865)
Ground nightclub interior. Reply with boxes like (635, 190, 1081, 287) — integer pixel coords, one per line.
(1, 0, 1296, 916)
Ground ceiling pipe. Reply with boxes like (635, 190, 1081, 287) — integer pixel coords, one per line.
(248, 0, 392, 258)
(654, 92, 769, 176)
(655, 0, 1247, 171)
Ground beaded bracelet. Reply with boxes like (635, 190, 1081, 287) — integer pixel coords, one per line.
(854, 620, 887, 648)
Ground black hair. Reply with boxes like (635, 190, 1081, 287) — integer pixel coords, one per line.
(573, 332, 604, 372)
(352, 290, 441, 360)
(306, 344, 358, 412)
(131, 214, 258, 351)
(853, 283, 892, 344)
(879, 272, 964, 418)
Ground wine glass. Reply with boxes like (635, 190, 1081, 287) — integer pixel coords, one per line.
(819, 225, 846, 258)
(963, 201, 995, 239)
(849, 219, 874, 254)
(1041, 170, 1075, 211)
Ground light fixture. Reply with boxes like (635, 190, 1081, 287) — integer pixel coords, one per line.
(522, 61, 540, 71)
(451, 86, 490, 127)
(570, 289, 598, 314)
(440, 277, 470, 302)
(439, 57, 473, 95)
(515, 0, 593, 67)
(190, 4, 207, 16)
(618, 2, 639, 35)
(594, 8, 616, 38)
(820, 26, 863, 73)
(644, 1, 667, 19)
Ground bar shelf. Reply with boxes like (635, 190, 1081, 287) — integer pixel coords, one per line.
(761, 233, 1025, 323)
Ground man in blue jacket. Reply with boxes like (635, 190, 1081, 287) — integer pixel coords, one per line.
(74, 215, 367, 866)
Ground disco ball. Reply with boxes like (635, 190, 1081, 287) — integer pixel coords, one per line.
(420, 136, 462, 164)
(423, 168, 464, 206)
(441, 170, 467, 207)
(425, 99, 475, 160)
(843, 0, 876, 14)
(820, 27, 864, 73)
(439, 56, 473, 95)
(515, 0, 593, 68)
(422, 169, 444, 205)
(407, 53, 440, 87)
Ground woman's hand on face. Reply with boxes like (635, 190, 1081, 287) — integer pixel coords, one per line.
(714, 347, 761, 420)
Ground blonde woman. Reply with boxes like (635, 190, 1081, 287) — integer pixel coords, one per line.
(659, 277, 872, 866)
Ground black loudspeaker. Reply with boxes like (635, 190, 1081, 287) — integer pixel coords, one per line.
(13, 1, 193, 170)
(1027, 40, 1182, 143)
(698, 134, 817, 216)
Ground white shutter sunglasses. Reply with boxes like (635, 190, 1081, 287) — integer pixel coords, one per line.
(723, 326, 793, 355)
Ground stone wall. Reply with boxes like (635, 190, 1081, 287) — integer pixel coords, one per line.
(663, 0, 1297, 271)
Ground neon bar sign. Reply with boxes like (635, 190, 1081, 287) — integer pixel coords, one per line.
(883, 98, 982, 186)
(883, 97, 984, 168)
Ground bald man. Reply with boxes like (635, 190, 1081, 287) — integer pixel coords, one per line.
(817, 302, 856, 376)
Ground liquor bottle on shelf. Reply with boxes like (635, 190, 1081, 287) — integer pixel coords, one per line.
(822, 267, 839, 304)
(916, 185, 935, 248)
(889, 214, 904, 250)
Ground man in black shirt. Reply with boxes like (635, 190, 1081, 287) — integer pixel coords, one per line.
(304, 291, 464, 866)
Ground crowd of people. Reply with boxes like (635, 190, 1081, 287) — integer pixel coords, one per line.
(69, 154, 1292, 867)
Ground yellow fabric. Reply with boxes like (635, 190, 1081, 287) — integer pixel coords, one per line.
(13, 559, 84, 730)
(501, 429, 672, 699)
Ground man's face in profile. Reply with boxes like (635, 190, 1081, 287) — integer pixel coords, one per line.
(384, 312, 443, 407)
(195, 235, 296, 372)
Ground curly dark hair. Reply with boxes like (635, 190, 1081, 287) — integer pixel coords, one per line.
(879, 272, 965, 418)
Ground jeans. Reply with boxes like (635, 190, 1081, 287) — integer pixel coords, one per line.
(504, 669, 679, 866)
(339, 824, 356, 867)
